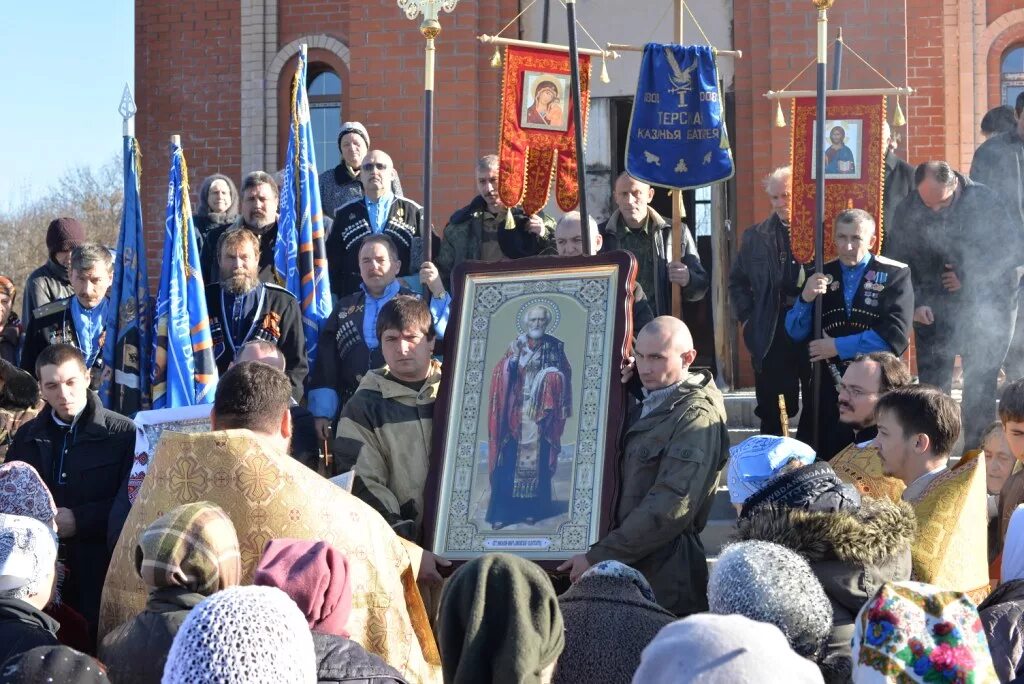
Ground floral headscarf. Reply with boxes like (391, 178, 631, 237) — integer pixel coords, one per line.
(852, 581, 998, 683)
(0, 462, 57, 527)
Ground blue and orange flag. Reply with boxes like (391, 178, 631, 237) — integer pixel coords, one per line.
(99, 135, 151, 415)
(151, 140, 218, 409)
(275, 44, 332, 367)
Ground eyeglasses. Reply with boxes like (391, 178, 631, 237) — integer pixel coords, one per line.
(838, 383, 877, 399)
(361, 162, 389, 171)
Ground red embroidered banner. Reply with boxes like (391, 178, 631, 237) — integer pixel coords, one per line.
(789, 95, 886, 263)
(498, 45, 591, 215)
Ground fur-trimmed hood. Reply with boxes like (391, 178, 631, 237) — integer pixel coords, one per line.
(734, 496, 917, 566)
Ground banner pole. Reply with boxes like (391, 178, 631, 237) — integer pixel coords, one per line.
(812, 0, 832, 451)
(565, 0, 592, 254)
(671, 0, 685, 319)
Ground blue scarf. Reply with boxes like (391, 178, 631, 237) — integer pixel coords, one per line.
(71, 297, 108, 366)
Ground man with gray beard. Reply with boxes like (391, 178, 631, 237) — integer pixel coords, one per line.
(205, 227, 308, 401)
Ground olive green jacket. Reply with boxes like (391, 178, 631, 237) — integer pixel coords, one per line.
(587, 369, 729, 616)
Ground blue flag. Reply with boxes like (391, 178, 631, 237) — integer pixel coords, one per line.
(151, 141, 218, 409)
(276, 45, 333, 368)
(99, 136, 151, 416)
(625, 44, 734, 189)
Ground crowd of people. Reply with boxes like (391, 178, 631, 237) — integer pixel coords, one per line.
(0, 99, 1020, 683)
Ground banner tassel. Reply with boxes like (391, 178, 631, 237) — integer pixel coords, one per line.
(490, 47, 502, 68)
(892, 97, 906, 127)
(600, 54, 610, 83)
(775, 100, 787, 128)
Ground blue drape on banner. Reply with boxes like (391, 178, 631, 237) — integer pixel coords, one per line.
(100, 136, 151, 416)
(151, 142, 218, 409)
(275, 46, 332, 368)
(625, 44, 734, 189)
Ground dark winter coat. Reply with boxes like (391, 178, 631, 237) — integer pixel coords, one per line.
(193, 214, 236, 254)
(735, 496, 916, 676)
(970, 128, 1024, 226)
(21, 258, 73, 331)
(553, 574, 676, 684)
(586, 370, 730, 616)
(328, 197, 423, 299)
(0, 312, 20, 364)
(436, 195, 557, 290)
(888, 172, 1023, 320)
(881, 150, 915, 255)
(0, 597, 60, 666)
(205, 281, 309, 401)
(728, 213, 805, 370)
(98, 587, 204, 684)
(312, 630, 409, 684)
(7, 391, 136, 629)
(979, 578, 1024, 683)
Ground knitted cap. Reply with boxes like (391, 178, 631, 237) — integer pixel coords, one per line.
(852, 581, 997, 683)
(439, 553, 564, 684)
(254, 538, 353, 637)
(632, 614, 825, 684)
(135, 501, 241, 596)
(0, 646, 109, 683)
(45, 217, 86, 256)
(337, 121, 370, 148)
(0, 514, 58, 601)
(728, 435, 817, 505)
(708, 540, 833, 659)
(161, 585, 317, 684)
(0, 463, 57, 527)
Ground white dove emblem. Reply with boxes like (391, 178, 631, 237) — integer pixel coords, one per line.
(665, 49, 698, 107)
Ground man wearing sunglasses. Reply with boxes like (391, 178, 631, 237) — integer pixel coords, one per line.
(327, 150, 425, 299)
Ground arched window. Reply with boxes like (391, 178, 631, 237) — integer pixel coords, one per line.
(1003, 46, 1024, 107)
(308, 69, 342, 171)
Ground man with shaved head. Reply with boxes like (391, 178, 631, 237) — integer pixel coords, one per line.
(326, 149, 425, 298)
(555, 211, 654, 333)
(558, 316, 729, 616)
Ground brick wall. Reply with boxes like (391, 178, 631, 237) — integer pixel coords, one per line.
(136, 0, 242, 284)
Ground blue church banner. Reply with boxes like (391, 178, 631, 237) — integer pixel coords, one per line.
(625, 44, 734, 189)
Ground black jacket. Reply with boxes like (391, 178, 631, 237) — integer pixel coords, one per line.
(728, 214, 805, 369)
(312, 631, 408, 684)
(98, 587, 204, 684)
(979, 578, 1024, 683)
(21, 259, 73, 331)
(970, 129, 1024, 226)
(328, 197, 423, 299)
(736, 497, 916, 678)
(7, 391, 136, 628)
(308, 285, 418, 415)
(888, 172, 1024, 318)
(20, 296, 107, 390)
(206, 282, 309, 401)
(799, 254, 914, 359)
(0, 313, 20, 365)
(881, 151, 915, 256)
(0, 598, 60, 666)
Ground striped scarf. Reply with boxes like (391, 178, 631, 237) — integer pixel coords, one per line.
(135, 501, 241, 595)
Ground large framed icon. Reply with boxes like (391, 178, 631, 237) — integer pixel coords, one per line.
(423, 252, 636, 569)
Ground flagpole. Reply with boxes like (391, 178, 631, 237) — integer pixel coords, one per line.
(565, 0, 592, 254)
(811, 0, 833, 452)
(397, 1, 461, 267)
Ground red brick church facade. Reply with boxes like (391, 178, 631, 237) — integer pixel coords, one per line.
(135, 0, 1024, 387)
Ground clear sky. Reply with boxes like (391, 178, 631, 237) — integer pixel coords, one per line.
(0, 2, 134, 211)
